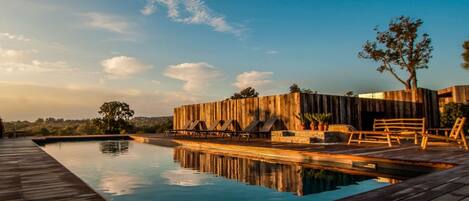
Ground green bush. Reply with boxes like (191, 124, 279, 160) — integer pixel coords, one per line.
(440, 103, 469, 132)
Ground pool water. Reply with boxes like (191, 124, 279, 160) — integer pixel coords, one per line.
(41, 140, 393, 201)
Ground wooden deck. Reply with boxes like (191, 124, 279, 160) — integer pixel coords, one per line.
(136, 134, 469, 201)
(0, 138, 105, 201)
(135, 134, 469, 165)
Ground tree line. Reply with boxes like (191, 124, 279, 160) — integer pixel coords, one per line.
(1, 101, 172, 137)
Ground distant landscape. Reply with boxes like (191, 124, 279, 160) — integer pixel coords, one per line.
(4, 116, 172, 136)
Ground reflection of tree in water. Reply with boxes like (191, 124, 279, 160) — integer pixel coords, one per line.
(100, 141, 130, 156)
(173, 147, 377, 196)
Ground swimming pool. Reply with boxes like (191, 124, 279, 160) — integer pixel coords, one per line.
(41, 140, 406, 201)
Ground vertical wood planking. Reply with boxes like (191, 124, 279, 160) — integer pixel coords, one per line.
(172, 89, 439, 130)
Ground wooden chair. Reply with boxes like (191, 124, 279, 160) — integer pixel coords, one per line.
(347, 130, 400, 147)
(348, 118, 425, 147)
(373, 118, 426, 144)
(421, 117, 468, 150)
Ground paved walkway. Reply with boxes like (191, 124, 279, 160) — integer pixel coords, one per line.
(0, 138, 105, 201)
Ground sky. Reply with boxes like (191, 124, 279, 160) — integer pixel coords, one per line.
(0, 0, 468, 121)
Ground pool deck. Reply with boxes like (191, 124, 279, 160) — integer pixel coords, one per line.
(3, 134, 469, 201)
(0, 138, 105, 201)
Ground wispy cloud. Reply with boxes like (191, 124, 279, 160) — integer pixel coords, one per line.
(0, 48, 71, 73)
(0, 48, 35, 62)
(164, 62, 221, 91)
(0, 32, 31, 42)
(81, 12, 132, 34)
(141, 1, 157, 15)
(0, 60, 71, 73)
(141, 0, 245, 37)
(101, 56, 152, 78)
(233, 71, 273, 89)
(265, 50, 279, 55)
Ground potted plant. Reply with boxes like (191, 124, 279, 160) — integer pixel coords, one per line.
(305, 113, 317, 131)
(311, 113, 332, 131)
(294, 113, 308, 130)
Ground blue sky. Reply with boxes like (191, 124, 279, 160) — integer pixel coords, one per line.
(0, 0, 468, 120)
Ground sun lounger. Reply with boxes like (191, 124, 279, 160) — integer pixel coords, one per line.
(223, 120, 261, 138)
(184, 120, 202, 136)
(214, 120, 235, 137)
(165, 120, 193, 136)
(240, 117, 278, 139)
(193, 120, 222, 137)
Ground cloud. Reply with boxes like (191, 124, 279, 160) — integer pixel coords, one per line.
(141, 0, 244, 37)
(0, 32, 31, 42)
(265, 50, 279, 55)
(0, 48, 34, 62)
(164, 62, 221, 91)
(101, 56, 152, 78)
(0, 48, 71, 73)
(81, 12, 132, 34)
(141, 1, 157, 15)
(150, 80, 161, 85)
(0, 60, 71, 73)
(233, 71, 273, 89)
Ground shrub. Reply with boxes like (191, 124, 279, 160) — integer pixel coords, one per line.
(440, 103, 469, 132)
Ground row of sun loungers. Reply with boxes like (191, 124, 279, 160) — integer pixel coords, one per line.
(167, 118, 278, 139)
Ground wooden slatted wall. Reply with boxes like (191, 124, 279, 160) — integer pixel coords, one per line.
(173, 88, 439, 130)
(173, 93, 302, 131)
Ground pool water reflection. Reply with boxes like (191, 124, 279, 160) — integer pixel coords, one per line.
(41, 140, 395, 201)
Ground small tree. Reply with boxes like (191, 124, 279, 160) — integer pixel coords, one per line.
(359, 16, 433, 90)
(302, 88, 316, 94)
(95, 101, 134, 134)
(289, 84, 301, 93)
(345, 91, 355, 97)
(463, 40, 469, 70)
(231, 87, 259, 99)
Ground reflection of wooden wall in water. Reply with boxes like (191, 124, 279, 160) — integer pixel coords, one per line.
(173, 147, 371, 196)
(173, 88, 439, 130)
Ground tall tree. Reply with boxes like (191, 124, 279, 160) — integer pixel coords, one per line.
(359, 16, 433, 90)
(96, 101, 134, 134)
(231, 87, 259, 99)
(463, 40, 469, 70)
(289, 84, 301, 93)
